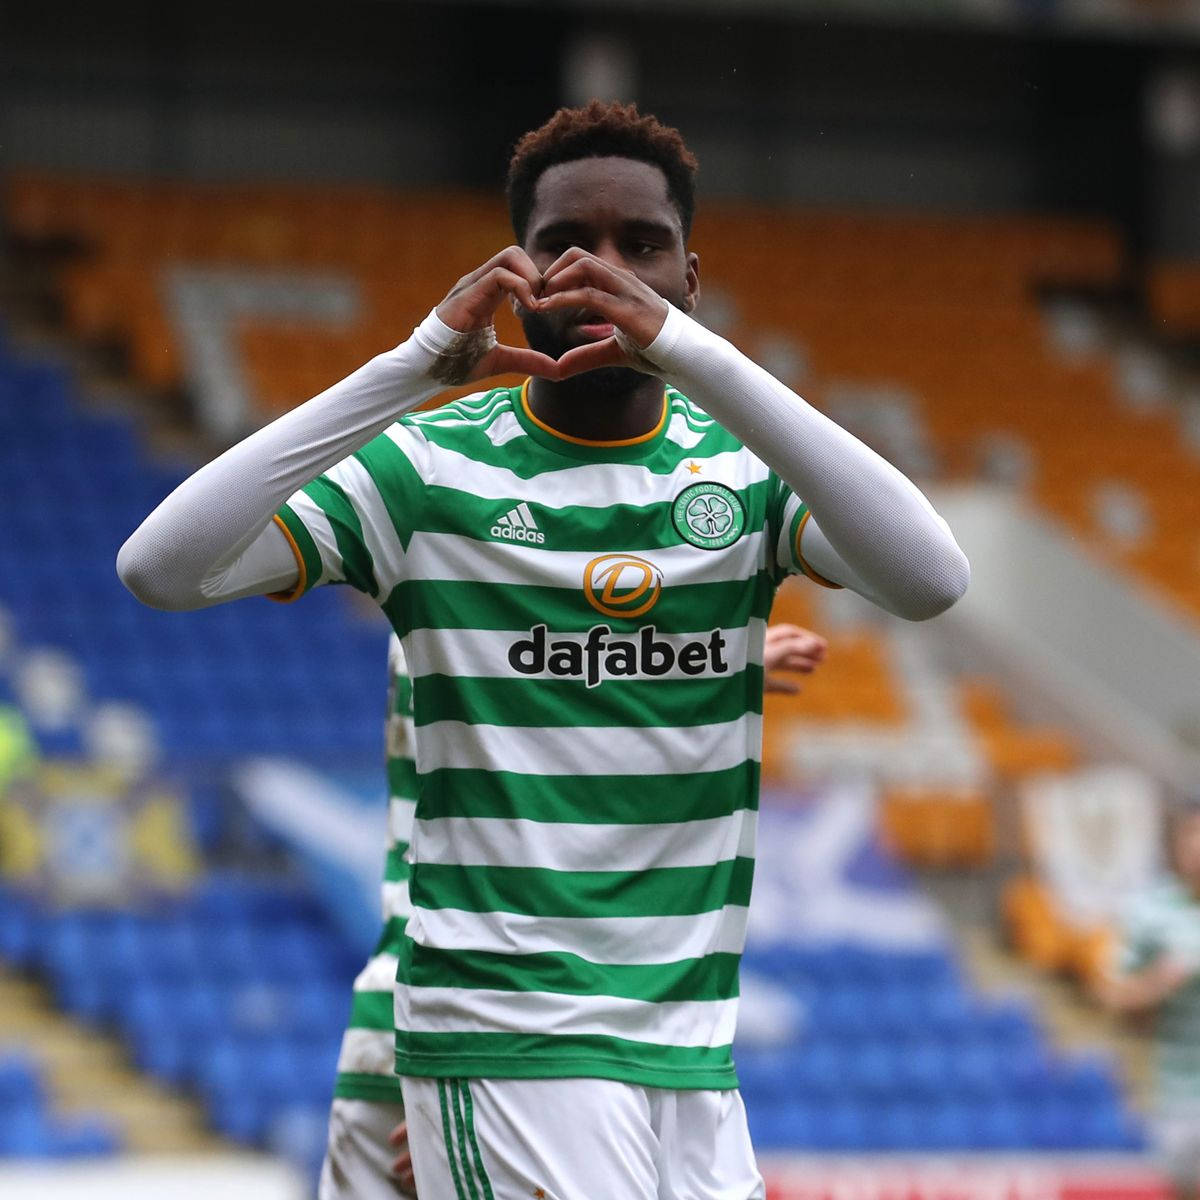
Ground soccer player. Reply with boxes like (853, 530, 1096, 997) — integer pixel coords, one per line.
(118, 102, 968, 1198)
(1099, 804, 1200, 1197)
(320, 622, 828, 1200)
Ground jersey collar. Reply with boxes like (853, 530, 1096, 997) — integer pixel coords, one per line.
(513, 379, 670, 462)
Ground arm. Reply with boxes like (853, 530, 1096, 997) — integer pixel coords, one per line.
(1096, 954, 1193, 1016)
(763, 623, 827, 695)
(117, 249, 559, 610)
(536, 252, 970, 621)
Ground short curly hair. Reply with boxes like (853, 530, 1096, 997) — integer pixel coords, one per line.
(506, 100, 699, 245)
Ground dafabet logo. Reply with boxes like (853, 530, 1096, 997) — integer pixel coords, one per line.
(582, 554, 663, 619)
(505, 553, 728, 688)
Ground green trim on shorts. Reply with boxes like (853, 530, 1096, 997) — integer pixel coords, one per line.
(449, 1080, 480, 1200)
(438, 1079, 469, 1200)
(460, 1080, 495, 1200)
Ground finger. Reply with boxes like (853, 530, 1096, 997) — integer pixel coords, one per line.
(540, 255, 626, 297)
(482, 267, 540, 313)
(392, 1153, 416, 1192)
(773, 635, 826, 664)
(765, 623, 803, 640)
(764, 676, 800, 695)
(536, 287, 628, 325)
(475, 246, 544, 294)
(387, 1121, 407, 1147)
(541, 246, 603, 284)
(779, 657, 818, 673)
(554, 337, 630, 379)
(484, 345, 570, 381)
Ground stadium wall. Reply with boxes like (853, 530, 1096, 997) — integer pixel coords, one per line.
(936, 486, 1200, 797)
(0, 0, 1147, 225)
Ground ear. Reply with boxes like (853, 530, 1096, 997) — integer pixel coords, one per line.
(683, 251, 700, 315)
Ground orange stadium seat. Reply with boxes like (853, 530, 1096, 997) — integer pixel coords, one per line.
(11, 171, 1199, 628)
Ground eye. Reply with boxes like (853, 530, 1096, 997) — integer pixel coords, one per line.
(629, 241, 660, 258)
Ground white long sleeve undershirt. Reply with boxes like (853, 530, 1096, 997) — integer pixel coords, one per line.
(117, 306, 968, 620)
(634, 306, 969, 620)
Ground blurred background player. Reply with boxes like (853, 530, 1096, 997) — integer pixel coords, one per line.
(319, 623, 829, 1200)
(1099, 804, 1200, 1199)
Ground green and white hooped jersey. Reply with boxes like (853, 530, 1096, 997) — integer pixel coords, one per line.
(333, 634, 415, 1102)
(274, 381, 825, 1090)
(1119, 877, 1200, 1106)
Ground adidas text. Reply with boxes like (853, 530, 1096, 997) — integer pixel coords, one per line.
(491, 523, 545, 544)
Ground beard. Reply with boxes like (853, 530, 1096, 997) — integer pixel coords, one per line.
(520, 310, 650, 399)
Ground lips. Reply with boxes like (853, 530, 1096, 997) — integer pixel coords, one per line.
(572, 313, 616, 342)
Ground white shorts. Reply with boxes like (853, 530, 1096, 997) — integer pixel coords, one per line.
(318, 1096, 412, 1200)
(399, 1075, 765, 1200)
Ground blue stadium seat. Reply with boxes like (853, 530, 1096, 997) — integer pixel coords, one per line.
(735, 1046, 801, 1101)
(49, 1115, 122, 1157)
(0, 1053, 44, 1111)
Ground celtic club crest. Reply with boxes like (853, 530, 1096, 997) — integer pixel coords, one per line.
(671, 482, 746, 550)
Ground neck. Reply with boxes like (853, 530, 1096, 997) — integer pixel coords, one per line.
(527, 372, 666, 444)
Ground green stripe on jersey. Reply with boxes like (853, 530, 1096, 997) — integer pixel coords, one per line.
(413, 670, 763, 729)
(411, 858, 754, 919)
(334, 1072, 401, 1101)
(348, 989, 393, 1029)
(388, 755, 417, 798)
(408, 944, 740, 1003)
(384, 844, 409, 882)
(303, 475, 378, 595)
(396, 1030, 738, 1090)
(400, 479, 773, 552)
(382, 575, 773, 639)
(415, 762, 759, 824)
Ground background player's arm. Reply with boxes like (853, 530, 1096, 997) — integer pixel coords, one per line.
(763, 623, 827, 694)
(1096, 952, 1193, 1015)
(535, 250, 969, 621)
(117, 249, 558, 611)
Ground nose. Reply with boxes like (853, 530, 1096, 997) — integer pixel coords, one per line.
(593, 238, 625, 269)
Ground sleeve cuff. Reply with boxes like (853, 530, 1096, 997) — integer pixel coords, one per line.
(793, 509, 843, 590)
(265, 509, 321, 603)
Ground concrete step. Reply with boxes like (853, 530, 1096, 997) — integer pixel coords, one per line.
(0, 965, 230, 1154)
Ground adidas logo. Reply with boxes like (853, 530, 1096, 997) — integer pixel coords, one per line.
(491, 502, 546, 545)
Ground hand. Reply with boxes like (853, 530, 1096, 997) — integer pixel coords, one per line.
(1094, 955, 1195, 1014)
(388, 1120, 417, 1197)
(763, 623, 827, 694)
(432, 247, 564, 386)
(534, 248, 672, 379)
(1149, 955, 1196, 999)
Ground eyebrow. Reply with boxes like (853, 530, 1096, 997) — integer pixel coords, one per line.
(531, 218, 679, 243)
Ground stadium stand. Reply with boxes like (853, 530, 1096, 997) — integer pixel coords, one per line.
(0, 1041, 120, 1159)
(0, 175, 1168, 1172)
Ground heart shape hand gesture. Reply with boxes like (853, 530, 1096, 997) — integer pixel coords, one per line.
(432, 246, 670, 386)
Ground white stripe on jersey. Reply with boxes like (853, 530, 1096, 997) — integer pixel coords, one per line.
(403, 622, 764, 683)
(396, 986, 740, 1049)
(414, 715, 762, 777)
(403, 904, 750, 966)
(412, 810, 757, 874)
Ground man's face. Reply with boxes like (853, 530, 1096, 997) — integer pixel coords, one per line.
(519, 156, 699, 384)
